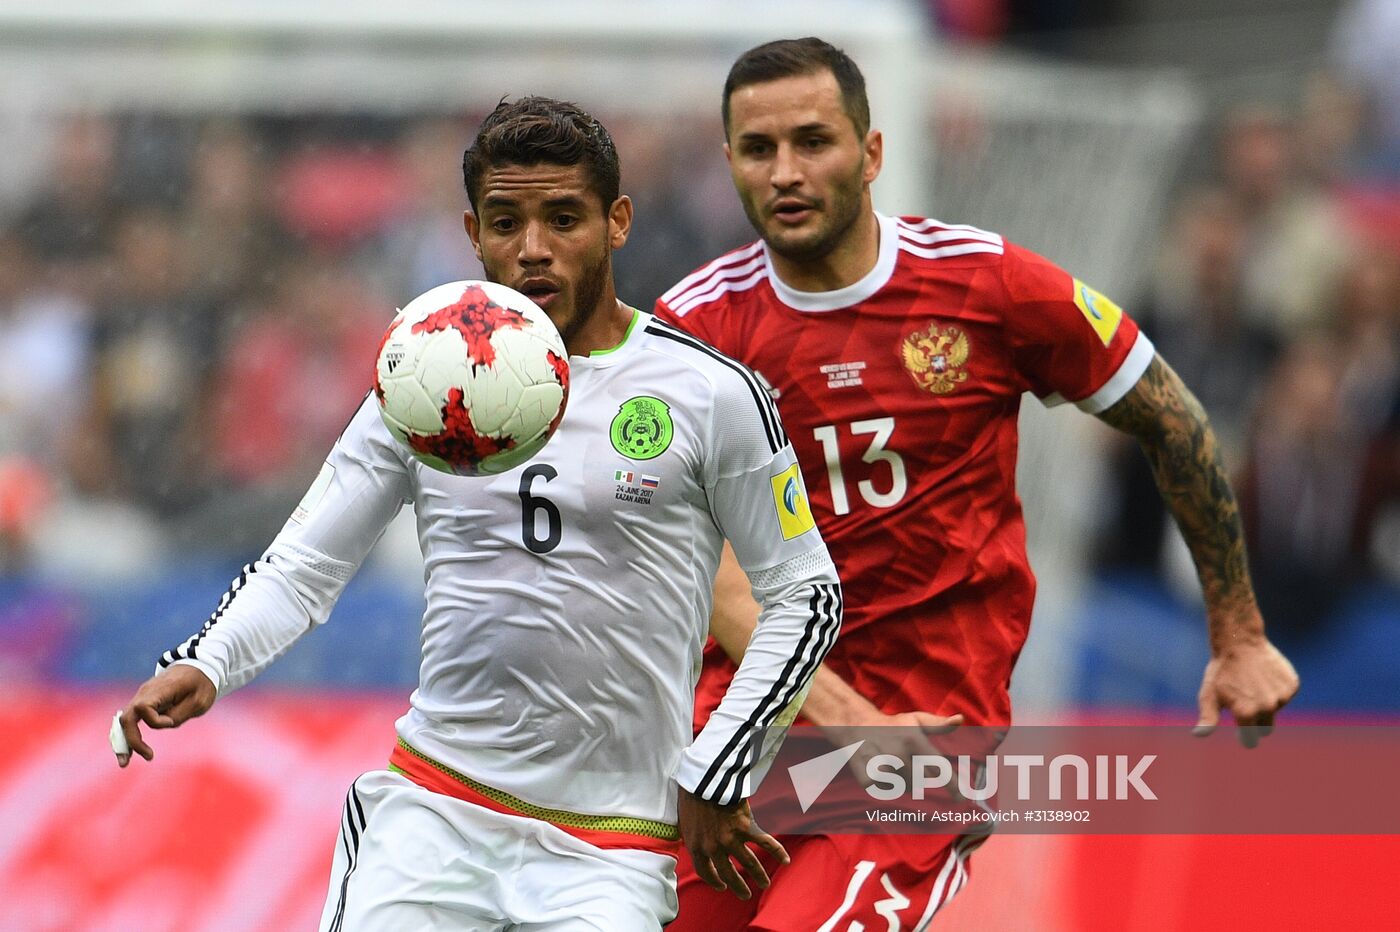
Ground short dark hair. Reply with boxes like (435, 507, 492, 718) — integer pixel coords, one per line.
(462, 96, 620, 212)
(722, 37, 870, 139)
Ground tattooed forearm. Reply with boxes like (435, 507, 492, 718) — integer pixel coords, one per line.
(1098, 355, 1262, 647)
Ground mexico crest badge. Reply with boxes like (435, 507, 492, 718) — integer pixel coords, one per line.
(610, 395, 674, 460)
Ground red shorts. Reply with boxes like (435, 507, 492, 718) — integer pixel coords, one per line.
(670, 833, 983, 931)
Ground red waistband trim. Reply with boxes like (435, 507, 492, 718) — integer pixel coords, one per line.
(388, 742, 681, 857)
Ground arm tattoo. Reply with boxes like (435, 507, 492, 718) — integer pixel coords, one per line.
(1097, 355, 1262, 645)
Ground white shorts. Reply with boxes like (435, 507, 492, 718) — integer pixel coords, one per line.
(317, 770, 679, 931)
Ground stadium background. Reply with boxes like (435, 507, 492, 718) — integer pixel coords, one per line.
(1, 0, 1398, 927)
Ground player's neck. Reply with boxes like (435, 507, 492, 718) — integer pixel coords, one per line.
(566, 293, 634, 358)
(768, 208, 880, 294)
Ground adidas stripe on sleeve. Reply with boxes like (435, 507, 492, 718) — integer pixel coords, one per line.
(653, 319, 842, 805)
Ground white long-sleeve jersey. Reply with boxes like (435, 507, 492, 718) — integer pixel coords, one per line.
(160, 311, 840, 826)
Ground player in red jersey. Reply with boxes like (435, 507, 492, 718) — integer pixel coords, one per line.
(655, 37, 1300, 929)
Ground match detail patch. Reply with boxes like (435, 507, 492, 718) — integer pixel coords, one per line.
(291, 463, 335, 524)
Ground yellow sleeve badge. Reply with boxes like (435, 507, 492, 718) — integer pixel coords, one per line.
(1072, 278, 1124, 347)
(771, 463, 816, 540)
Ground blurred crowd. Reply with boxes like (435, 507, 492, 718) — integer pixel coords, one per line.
(2, 30, 1398, 684)
(0, 110, 749, 586)
(1099, 67, 1400, 638)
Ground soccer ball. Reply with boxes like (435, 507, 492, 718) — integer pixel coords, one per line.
(374, 280, 569, 476)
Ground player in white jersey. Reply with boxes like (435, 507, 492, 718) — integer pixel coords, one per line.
(114, 97, 842, 930)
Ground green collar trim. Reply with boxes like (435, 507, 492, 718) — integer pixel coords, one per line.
(590, 306, 640, 357)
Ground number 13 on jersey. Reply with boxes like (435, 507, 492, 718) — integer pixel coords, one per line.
(812, 417, 908, 516)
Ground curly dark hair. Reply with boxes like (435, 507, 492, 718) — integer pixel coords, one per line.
(462, 96, 621, 212)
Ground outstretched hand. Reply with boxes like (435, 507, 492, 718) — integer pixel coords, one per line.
(115, 665, 217, 767)
(1193, 636, 1299, 748)
(677, 786, 788, 901)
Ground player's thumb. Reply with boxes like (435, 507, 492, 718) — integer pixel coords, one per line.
(1193, 692, 1220, 737)
(910, 712, 963, 733)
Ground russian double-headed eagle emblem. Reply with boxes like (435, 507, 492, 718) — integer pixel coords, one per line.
(900, 323, 970, 394)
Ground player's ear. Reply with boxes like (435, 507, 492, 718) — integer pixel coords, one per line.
(723, 140, 733, 166)
(863, 129, 883, 185)
(608, 195, 633, 250)
(463, 210, 484, 260)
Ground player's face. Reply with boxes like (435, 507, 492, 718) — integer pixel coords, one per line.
(725, 70, 882, 263)
(465, 163, 631, 345)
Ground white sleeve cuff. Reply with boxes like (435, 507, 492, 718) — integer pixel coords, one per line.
(1039, 331, 1155, 414)
(674, 747, 721, 798)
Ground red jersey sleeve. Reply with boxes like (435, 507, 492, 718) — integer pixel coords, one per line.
(1000, 242, 1155, 413)
(654, 242, 768, 350)
(652, 294, 683, 327)
(653, 295, 720, 347)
